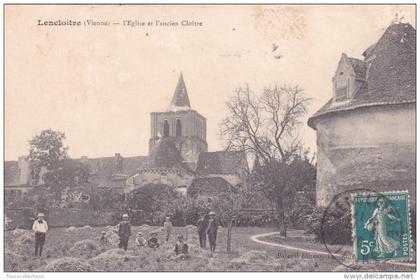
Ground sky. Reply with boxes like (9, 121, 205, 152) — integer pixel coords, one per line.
(5, 5, 416, 161)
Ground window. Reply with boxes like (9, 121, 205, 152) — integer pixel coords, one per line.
(335, 87, 347, 102)
(163, 120, 169, 137)
(176, 119, 182, 137)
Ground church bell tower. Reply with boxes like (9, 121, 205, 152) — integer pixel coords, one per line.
(149, 73, 208, 170)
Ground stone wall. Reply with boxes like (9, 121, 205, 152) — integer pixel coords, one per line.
(5, 207, 118, 229)
(315, 103, 415, 207)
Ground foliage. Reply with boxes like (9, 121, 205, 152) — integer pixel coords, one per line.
(303, 204, 352, 245)
(28, 129, 92, 199)
(89, 187, 125, 211)
(127, 183, 186, 226)
(29, 129, 68, 172)
(220, 84, 312, 236)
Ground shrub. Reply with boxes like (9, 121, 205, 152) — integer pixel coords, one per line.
(127, 184, 185, 226)
(304, 204, 352, 245)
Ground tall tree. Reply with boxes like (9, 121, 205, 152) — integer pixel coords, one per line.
(28, 129, 90, 200)
(221, 85, 311, 237)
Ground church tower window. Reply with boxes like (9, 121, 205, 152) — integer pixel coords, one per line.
(176, 119, 182, 137)
(163, 120, 169, 138)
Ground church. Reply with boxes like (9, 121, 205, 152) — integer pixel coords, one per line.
(5, 73, 248, 199)
(125, 73, 248, 196)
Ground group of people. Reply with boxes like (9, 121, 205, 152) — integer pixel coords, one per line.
(31, 210, 219, 258)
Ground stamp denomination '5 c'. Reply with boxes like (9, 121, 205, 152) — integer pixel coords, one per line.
(352, 191, 412, 263)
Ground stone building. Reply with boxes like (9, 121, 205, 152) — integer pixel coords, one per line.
(149, 73, 207, 169)
(5, 73, 248, 198)
(125, 73, 248, 194)
(308, 23, 415, 207)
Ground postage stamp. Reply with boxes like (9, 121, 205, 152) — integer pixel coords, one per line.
(351, 190, 412, 263)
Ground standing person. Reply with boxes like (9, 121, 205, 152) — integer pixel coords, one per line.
(163, 216, 173, 242)
(206, 211, 218, 252)
(32, 213, 48, 257)
(118, 213, 131, 251)
(196, 214, 207, 248)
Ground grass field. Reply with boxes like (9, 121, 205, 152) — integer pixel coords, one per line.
(4, 225, 415, 272)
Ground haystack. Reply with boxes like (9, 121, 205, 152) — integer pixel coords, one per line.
(17, 231, 34, 244)
(138, 224, 152, 232)
(104, 229, 119, 245)
(69, 239, 100, 258)
(45, 257, 95, 272)
(4, 249, 22, 272)
(89, 249, 136, 271)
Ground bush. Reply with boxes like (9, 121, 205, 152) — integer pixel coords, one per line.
(127, 184, 185, 226)
(304, 205, 352, 245)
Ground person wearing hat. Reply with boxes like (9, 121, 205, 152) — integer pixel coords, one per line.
(135, 231, 147, 248)
(206, 211, 218, 252)
(117, 213, 131, 251)
(32, 213, 48, 257)
(196, 213, 208, 248)
(147, 231, 160, 249)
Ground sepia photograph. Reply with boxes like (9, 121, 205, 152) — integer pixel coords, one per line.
(3, 3, 416, 275)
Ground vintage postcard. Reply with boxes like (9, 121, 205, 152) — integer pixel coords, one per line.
(3, 4, 416, 274)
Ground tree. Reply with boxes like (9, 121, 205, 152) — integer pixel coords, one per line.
(28, 129, 91, 200)
(211, 184, 256, 254)
(221, 84, 311, 237)
(127, 183, 185, 225)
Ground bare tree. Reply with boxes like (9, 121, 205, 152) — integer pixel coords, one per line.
(221, 84, 311, 237)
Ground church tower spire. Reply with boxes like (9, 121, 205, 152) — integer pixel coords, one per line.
(169, 72, 191, 109)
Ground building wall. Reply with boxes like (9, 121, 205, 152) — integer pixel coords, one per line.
(314, 103, 415, 207)
(149, 110, 208, 167)
(125, 170, 194, 193)
(150, 110, 206, 140)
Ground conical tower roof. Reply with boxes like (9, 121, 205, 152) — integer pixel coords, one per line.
(168, 73, 191, 111)
(141, 138, 194, 173)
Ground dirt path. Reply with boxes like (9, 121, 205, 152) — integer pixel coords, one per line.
(250, 231, 416, 268)
(250, 231, 333, 256)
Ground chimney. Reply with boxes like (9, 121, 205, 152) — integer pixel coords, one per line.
(115, 153, 123, 172)
(18, 156, 31, 185)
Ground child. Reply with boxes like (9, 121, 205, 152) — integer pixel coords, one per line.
(135, 232, 147, 248)
(99, 231, 108, 246)
(174, 234, 189, 259)
(148, 232, 160, 248)
(163, 216, 173, 242)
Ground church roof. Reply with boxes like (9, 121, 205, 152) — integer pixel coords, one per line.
(4, 154, 149, 189)
(167, 73, 191, 111)
(81, 155, 148, 187)
(140, 138, 194, 173)
(196, 151, 248, 175)
(308, 22, 416, 129)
